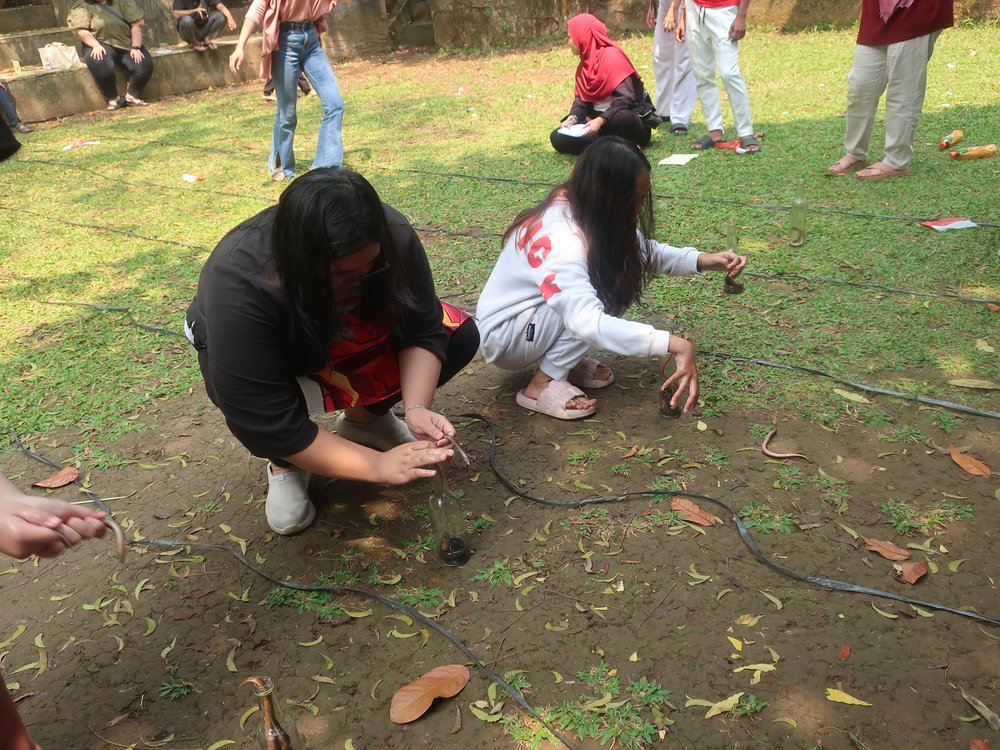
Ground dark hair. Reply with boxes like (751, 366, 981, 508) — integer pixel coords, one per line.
(504, 136, 655, 315)
(272, 167, 418, 369)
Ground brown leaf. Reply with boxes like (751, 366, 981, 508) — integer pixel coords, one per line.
(949, 445, 991, 477)
(987, 303, 1000, 312)
(389, 664, 470, 724)
(969, 740, 991, 750)
(838, 644, 851, 662)
(893, 560, 929, 584)
(31, 466, 79, 489)
(863, 538, 911, 561)
(671, 497, 716, 526)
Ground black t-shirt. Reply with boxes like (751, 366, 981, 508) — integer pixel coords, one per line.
(186, 203, 448, 459)
(172, 0, 220, 12)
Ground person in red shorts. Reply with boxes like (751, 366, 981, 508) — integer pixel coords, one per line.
(827, 0, 954, 179)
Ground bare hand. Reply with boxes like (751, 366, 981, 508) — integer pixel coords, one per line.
(729, 15, 747, 41)
(584, 116, 605, 135)
(698, 251, 747, 278)
(376, 441, 454, 485)
(404, 407, 455, 444)
(561, 114, 578, 128)
(227, 16, 237, 30)
(664, 13, 676, 31)
(129, 47, 144, 63)
(0, 495, 106, 559)
(229, 46, 244, 74)
(662, 338, 699, 414)
(89, 44, 107, 61)
(646, 3, 656, 28)
(675, 18, 686, 43)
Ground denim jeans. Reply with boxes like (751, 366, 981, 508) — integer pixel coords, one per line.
(270, 22, 344, 177)
(0, 84, 22, 127)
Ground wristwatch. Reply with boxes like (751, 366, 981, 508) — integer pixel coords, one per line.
(132, 45, 141, 49)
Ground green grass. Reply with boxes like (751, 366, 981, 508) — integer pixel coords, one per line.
(1, 26, 998, 464)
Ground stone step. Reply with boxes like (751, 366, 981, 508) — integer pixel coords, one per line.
(5, 35, 261, 122)
(393, 19, 433, 47)
(0, 3, 57, 34)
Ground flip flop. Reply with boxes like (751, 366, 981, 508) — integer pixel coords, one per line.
(125, 97, 148, 107)
(738, 135, 761, 153)
(826, 155, 866, 176)
(856, 161, 911, 181)
(107, 97, 126, 111)
(568, 357, 615, 389)
(691, 134, 720, 150)
(671, 124, 689, 136)
(515, 380, 596, 421)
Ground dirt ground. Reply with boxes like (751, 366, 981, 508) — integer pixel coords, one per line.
(2, 330, 999, 750)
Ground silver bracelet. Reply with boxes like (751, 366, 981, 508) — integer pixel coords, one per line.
(403, 404, 427, 413)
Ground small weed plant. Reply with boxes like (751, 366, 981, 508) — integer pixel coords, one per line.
(880, 500, 973, 535)
(158, 677, 192, 700)
(772, 466, 806, 491)
(396, 586, 443, 608)
(568, 448, 601, 466)
(733, 693, 767, 718)
(472, 558, 515, 587)
(741, 503, 795, 534)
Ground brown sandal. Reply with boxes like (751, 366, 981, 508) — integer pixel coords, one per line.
(827, 155, 865, 176)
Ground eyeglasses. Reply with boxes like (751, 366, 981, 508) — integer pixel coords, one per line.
(361, 253, 389, 280)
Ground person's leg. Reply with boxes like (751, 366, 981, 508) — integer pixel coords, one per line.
(0, 675, 37, 750)
(709, 6, 753, 138)
(300, 26, 343, 169)
(118, 46, 154, 100)
(669, 12, 697, 130)
(83, 43, 120, 103)
(0, 84, 22, 127)
(604, 109, 652, 149)
(685, 2, 723, 137)
(843, 43, 888, 162)
(550, 128, 594, 155)
(202, 10, 226, 42)
(269, 26, 303, 177)
(651, 0, 672, 119)
(177, 15, 200, 45)
(882, 31, 939, 170)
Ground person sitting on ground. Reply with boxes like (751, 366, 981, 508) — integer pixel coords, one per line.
(185, 167, 480, 535)
(676, 0, 760, 152)
(173, 0, 236, 52)
(0, 82, 34, 134)
(826, 0, 954, 180)
(550, 13, 659, 157)
(68, 0, 153, 110)
(477, 136, 746, 421)
(0, 471, 107, 750)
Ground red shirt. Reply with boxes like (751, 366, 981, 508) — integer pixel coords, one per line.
(692, 0, 740, 7)
(858, 0, 953, 46)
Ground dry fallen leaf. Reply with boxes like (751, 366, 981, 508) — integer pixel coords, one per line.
(838, 645, 851, 662)
(968, 740, 991, 750)
(949, 445, 992, 477)
(31, 466, 79, 489)
(389, 664, 470, 724)
(893, 560, 929, 584)
(825, 687, 872, 706)
(671, 497, 715, 526)
(948, 378, 1000, 390)
(863, 538, 911, 561)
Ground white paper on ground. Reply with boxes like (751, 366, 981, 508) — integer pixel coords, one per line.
(556, 123, 590, 137)
(658, 153, 700, 166)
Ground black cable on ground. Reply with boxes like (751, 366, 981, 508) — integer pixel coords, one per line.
(699, 351, 1000, 420)
(461, 415, 1000, 628)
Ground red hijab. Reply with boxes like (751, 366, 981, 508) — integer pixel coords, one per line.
(569, 14, 637, 103)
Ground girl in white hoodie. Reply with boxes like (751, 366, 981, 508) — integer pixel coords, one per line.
(477, 136, 746, 420)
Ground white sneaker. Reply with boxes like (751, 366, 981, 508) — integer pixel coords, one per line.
(333, 411, 415, 451)
(265, 464, 315, 535)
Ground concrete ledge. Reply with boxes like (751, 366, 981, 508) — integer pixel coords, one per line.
(7, 36, 262, 121)
(0, 26, 77, 68)
(0, 3, 56, 35)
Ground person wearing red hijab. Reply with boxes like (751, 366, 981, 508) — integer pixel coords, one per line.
(550, 14, 658, 156)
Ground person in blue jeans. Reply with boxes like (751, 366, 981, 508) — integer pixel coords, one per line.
(0, 82, 34, 134)
(229, 0, 343, 181)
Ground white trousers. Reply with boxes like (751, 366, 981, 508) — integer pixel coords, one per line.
(480, 306, 589, 382)
(844, 31, 941, 170)
(684, 3, 753, 138)
(652, 0, 696, 127)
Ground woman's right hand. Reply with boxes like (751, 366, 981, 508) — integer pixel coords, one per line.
(561, 114, 578, 128)
(376, 441, 454, 485)
(662, 337, 699, 413)
(90, 44, 106, 61)
(229, 45, 244, 74)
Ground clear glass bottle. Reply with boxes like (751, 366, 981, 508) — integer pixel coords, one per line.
(428, 465, 470, 566)
(726, 220, 739, 254)
(789, 179, 806, 247)
(242, 675, 301, 749)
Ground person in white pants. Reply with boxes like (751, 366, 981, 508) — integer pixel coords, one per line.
(676, 0, 759, 152)
(647, 0, 696, 135)
(827, 0, 954, 180)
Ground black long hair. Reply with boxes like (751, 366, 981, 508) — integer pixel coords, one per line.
(272, 167, 418, 370)
(504, 136, 655, 316)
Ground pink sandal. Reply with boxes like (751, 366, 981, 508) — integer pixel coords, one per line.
(568, 357, 614, 389)
(856, 161, 911, 181)
(515, 380, 596, 420)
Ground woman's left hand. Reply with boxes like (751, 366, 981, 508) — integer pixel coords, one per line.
(697, 251, 747, 278)
(404, 407, 455, 444)
(585, 116, 605, 135)
(129, 47, 145, 62)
